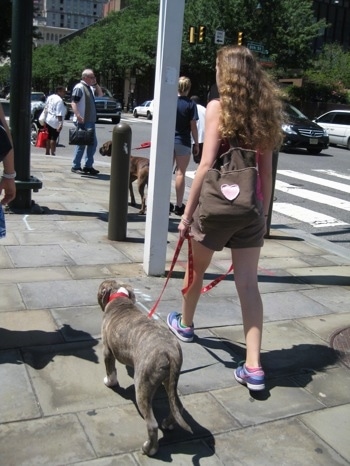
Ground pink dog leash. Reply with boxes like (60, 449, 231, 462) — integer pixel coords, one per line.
(147, 234, 233, 318)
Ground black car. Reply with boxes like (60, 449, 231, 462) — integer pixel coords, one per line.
(281, 103, 329, 155)
(95, 87, 122, 124)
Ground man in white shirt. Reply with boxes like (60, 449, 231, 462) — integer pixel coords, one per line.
(190, 95, 206, 163)
(44, 85, 66, 156)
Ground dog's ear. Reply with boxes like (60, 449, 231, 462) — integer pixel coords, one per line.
(98, 280, 117, 311)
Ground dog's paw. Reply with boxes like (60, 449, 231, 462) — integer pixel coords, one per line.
(104, 374, 118, 387)
(142, 440, 158, 457)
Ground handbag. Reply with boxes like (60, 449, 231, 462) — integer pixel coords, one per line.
(35, 128, 49, 148)
(198, 146, 261, 233)
(69, 126, 94, 146)
(0, 123, 12, 162)
(38, 107, 47, 126)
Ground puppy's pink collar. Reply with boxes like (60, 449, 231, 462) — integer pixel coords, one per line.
(108, 291, 129, 302)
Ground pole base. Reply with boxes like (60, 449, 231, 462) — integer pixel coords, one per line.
(8, 176, 43, 211)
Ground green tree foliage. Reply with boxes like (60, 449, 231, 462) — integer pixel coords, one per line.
(306, 43, 350, 88)
(30, 0, 329, 97)
(286, 44, 350, 104)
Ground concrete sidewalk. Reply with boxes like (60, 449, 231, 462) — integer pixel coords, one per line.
(0, 151, 350, 465)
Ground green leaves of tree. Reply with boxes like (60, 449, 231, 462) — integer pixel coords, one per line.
(27, 0, 347, 99)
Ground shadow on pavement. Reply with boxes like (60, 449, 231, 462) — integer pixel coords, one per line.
(0, 324, 99, 368)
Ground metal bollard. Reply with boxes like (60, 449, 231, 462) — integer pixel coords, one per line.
(108, 123, 132, 241)
(264, 149, 279, 239)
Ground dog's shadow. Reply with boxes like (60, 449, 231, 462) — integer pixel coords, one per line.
(153, 397, 215, 463)
(109, 364, 216, 462)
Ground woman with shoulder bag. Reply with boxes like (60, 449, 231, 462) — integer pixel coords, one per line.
(167, 46, 283, 392)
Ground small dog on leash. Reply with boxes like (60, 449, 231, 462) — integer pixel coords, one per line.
(97, 279, 192, 456)
(99, 140, 148, 214)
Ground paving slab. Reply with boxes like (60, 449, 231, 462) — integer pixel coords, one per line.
(70, 455, 140, 466)
(213, 320, 340, 376)
(5, 244, 75, 267)
(61, 242, 132, 266)
(0, 283, 25, 311)
(0, 414, 96, 466)
(175, 330, 241, 395)
(0, 265, 72, 283)
(0, 309, 62, 348)
(212, 383, 324, 427)
(301, 404, 350, 463)
(286, 265, 350, 286)
(261, 289, 332, 321)
(292, 366, 350, 407)
(213, 418, 349, 465)
(0, 350, 41, 423)
(52, 305, 102, 340)
(0, 246, 14, 268)
(300, 288, 350, 315)
(18, 278, 105, 309)
(297, 312, 350, 341)
(23, 341, 120, 415)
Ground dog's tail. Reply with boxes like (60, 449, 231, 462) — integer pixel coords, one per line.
(167, 358, 192, 433)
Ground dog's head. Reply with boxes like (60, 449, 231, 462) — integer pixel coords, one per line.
(99, 140, 112, 157)
(97, 279, 136, 311)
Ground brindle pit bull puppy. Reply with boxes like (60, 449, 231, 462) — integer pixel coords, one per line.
(97, 279, 192, 456)
(99, 140, 148, 214)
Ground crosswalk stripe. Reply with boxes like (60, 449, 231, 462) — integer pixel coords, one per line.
(273, 203, 347, 227)
(275, 180, 350, 212)
(278, 170, 350, 194)
(313, 169, 350, 181)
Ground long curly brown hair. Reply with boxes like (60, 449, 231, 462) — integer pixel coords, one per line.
(216, 45, 283, 151)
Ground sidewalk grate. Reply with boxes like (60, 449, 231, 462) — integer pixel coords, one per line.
(330, 327, 350, 369)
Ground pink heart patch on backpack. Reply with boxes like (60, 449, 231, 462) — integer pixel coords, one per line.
(221, 184, 240, 201)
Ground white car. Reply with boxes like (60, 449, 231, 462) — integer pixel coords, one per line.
(313, 110, 350, 150)
(133, 100, 153, 120)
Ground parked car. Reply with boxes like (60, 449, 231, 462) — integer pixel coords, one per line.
(133, 100, 153, 120)
(95, 87, 122, 124)
(281, 103, 329, 155)
(313, 110, 350, 150)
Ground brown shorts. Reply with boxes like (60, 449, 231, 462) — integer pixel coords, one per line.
(190, 205, 266, 251)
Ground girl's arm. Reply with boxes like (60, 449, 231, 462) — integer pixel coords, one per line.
(179, 99, 222, 234)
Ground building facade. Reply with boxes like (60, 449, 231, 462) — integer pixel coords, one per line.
(33, 0, 108, 46)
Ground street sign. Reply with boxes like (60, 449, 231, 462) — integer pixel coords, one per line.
(215, 29, 225, 45)
(247, 41, 265, 53)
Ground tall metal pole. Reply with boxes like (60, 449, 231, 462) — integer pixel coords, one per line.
(143, 0, 186, 276)
(9, 0, 35, 209)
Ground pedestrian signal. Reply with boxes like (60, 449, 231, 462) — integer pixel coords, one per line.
(198, 25, 206, 43)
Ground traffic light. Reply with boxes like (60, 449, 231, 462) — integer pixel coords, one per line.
(198, 25, 206, 43)
(189, 26, 196, 44)
(238, 31, 243, 46)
